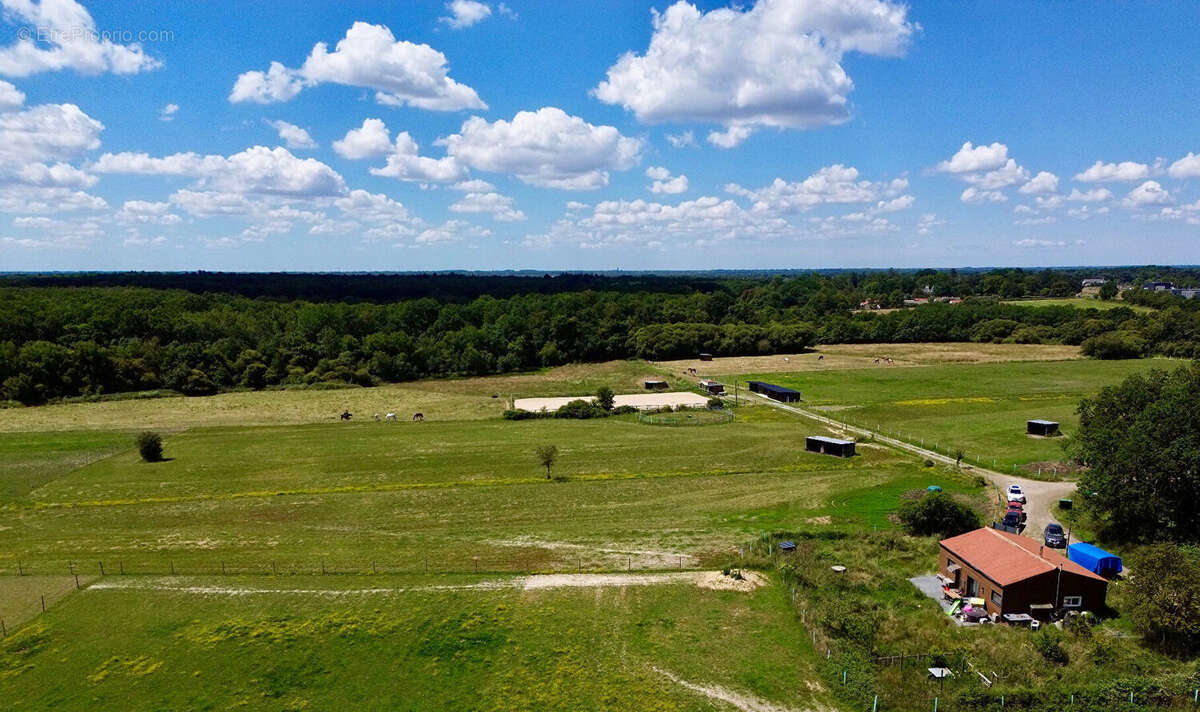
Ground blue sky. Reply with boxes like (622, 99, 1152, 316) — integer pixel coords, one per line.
(1, 0, 1198, 271)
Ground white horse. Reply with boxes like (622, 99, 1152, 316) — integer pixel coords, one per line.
(385, 412, 397, 421)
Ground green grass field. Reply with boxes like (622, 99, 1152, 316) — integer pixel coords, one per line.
(739, 358, 1173, 474)
(0, 345, 1188, 710)
(0, 574, 836, 712)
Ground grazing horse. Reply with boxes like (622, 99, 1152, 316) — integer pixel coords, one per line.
(413, 412, 424, 422)
(817, 355, 824, 361)
(385, 412, 397, 421)
(340, 410, 352, 421)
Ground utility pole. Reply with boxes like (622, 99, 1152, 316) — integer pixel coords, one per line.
(1053, 564, 1063, 612)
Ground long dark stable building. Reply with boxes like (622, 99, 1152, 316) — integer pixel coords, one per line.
(747, 380, 801, 403)
(805, 436, 855, 457)
(1027, 419, 1060, 436)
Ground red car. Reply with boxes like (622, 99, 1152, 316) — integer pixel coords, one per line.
(1006, 501, 1027, 524)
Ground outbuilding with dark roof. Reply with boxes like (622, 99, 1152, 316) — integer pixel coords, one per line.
(938, 528, 1107, 618)
(747, 380, 801, 403)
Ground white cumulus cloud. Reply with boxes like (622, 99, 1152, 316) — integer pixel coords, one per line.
(268, 120, 317, 150)
(1122, 180, 1170, 208)
(439, 107, 642, 190)
(448, 191, 526, 221)
(230, 22, 485, 111)
(936, 142, 1009, 174)
(1074, 160, 1150, 183)
(1168, 152, 1200, 179)
(1018, 171, 1058, 195)
(93, 146, 347, 197)
(593, 0, 914, 138)
(0, 0, 160, 77)
(646, 166, 689, 194)
(440, 0, 492, 29)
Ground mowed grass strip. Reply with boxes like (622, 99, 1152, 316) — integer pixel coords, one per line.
(0, 431, 130, 503)
(28, 417, 906, 505)
(0, 575, 833, 711)
(743, 357, 1172, 472)
(1, 457, 972, 574)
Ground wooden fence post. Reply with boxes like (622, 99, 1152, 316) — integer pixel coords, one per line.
(40, 595, 45, 612)
(99, 561, 105, 576)
(74, 574, 80, 589)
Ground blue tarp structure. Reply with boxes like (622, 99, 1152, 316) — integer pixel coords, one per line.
(1068, 542, 1123, 577)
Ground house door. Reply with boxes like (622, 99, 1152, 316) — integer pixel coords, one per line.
(966, 576, 979, 597)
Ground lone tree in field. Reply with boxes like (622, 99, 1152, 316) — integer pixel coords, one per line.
(535, 444, 558, 479)
(136, 431, 163, 462)
(595, 386, 615, 411)
(1071, 363, 1200, 542)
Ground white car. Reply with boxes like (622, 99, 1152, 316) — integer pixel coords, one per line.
(1006, 484, 1026, 503)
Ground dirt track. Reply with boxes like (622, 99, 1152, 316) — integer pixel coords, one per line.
(754, 396, 1075, 539)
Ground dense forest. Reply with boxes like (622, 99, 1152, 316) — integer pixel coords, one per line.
(3, 267, 1200, 405)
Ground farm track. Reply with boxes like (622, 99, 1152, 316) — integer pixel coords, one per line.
(750, 396, 1075, 537)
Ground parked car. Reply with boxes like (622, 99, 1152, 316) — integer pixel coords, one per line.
(1001, 510, 1023, 529)
(1006, 502, 1027, 524)
(1006, 484, 1026, 503)
(1044, 523, 1067, 548)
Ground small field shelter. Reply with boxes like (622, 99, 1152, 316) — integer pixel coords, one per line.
(805, 436, 855, 458)
(1026, 419, 1060, 436)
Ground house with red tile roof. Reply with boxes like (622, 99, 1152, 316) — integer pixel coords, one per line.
(938, 527, 1108, 617)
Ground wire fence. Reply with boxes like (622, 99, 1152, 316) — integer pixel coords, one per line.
(637, 407, 733, 426)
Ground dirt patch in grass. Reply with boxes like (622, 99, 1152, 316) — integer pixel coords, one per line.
(1019, 460, 1085, 478)
(653, 666, 820, 712)
(695, 570, 768, 592)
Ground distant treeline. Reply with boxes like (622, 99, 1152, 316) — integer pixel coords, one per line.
(3, 267, 1200, 405)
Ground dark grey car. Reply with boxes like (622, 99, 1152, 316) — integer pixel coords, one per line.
(1044, 523, 1067, 548)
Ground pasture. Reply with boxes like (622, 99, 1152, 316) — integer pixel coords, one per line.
(0, 359, 681, 433)
(739, 358, 1172, 474)
(0, 572, 841, 712)
(0, 343, 1179, 710)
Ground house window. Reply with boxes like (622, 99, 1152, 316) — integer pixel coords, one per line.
(1063, 595, 1082, 607)
(946, 558, 956, 569)
(991, 591, 1002, 606)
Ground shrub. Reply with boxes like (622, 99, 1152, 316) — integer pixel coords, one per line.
(554, 399, 609, 419)
(502, 408, 549, 420)
(136, 431, 163, 462)
(594, 386, 615, 411)
(611, 405, 638, 415)
(1033, 630, 1069, 664)
(707, 397, 725, 409)
(1080, 331, 1147, 359)
(896, 492, 980, 538)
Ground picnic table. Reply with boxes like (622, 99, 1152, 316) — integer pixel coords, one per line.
(944, 589, 962, 601)
(1002, 613, 1035, 626)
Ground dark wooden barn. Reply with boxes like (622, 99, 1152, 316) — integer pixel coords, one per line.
(1027, 419, 1060, 436)
(805, 435, 855, 457)
(747, 381, 801, 403)
(643, 379, 668, 390)
(698, 353, 713, 361)
(699, 379, 725, 395)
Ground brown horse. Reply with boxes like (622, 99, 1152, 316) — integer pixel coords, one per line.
(413, 412, 424, 422)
